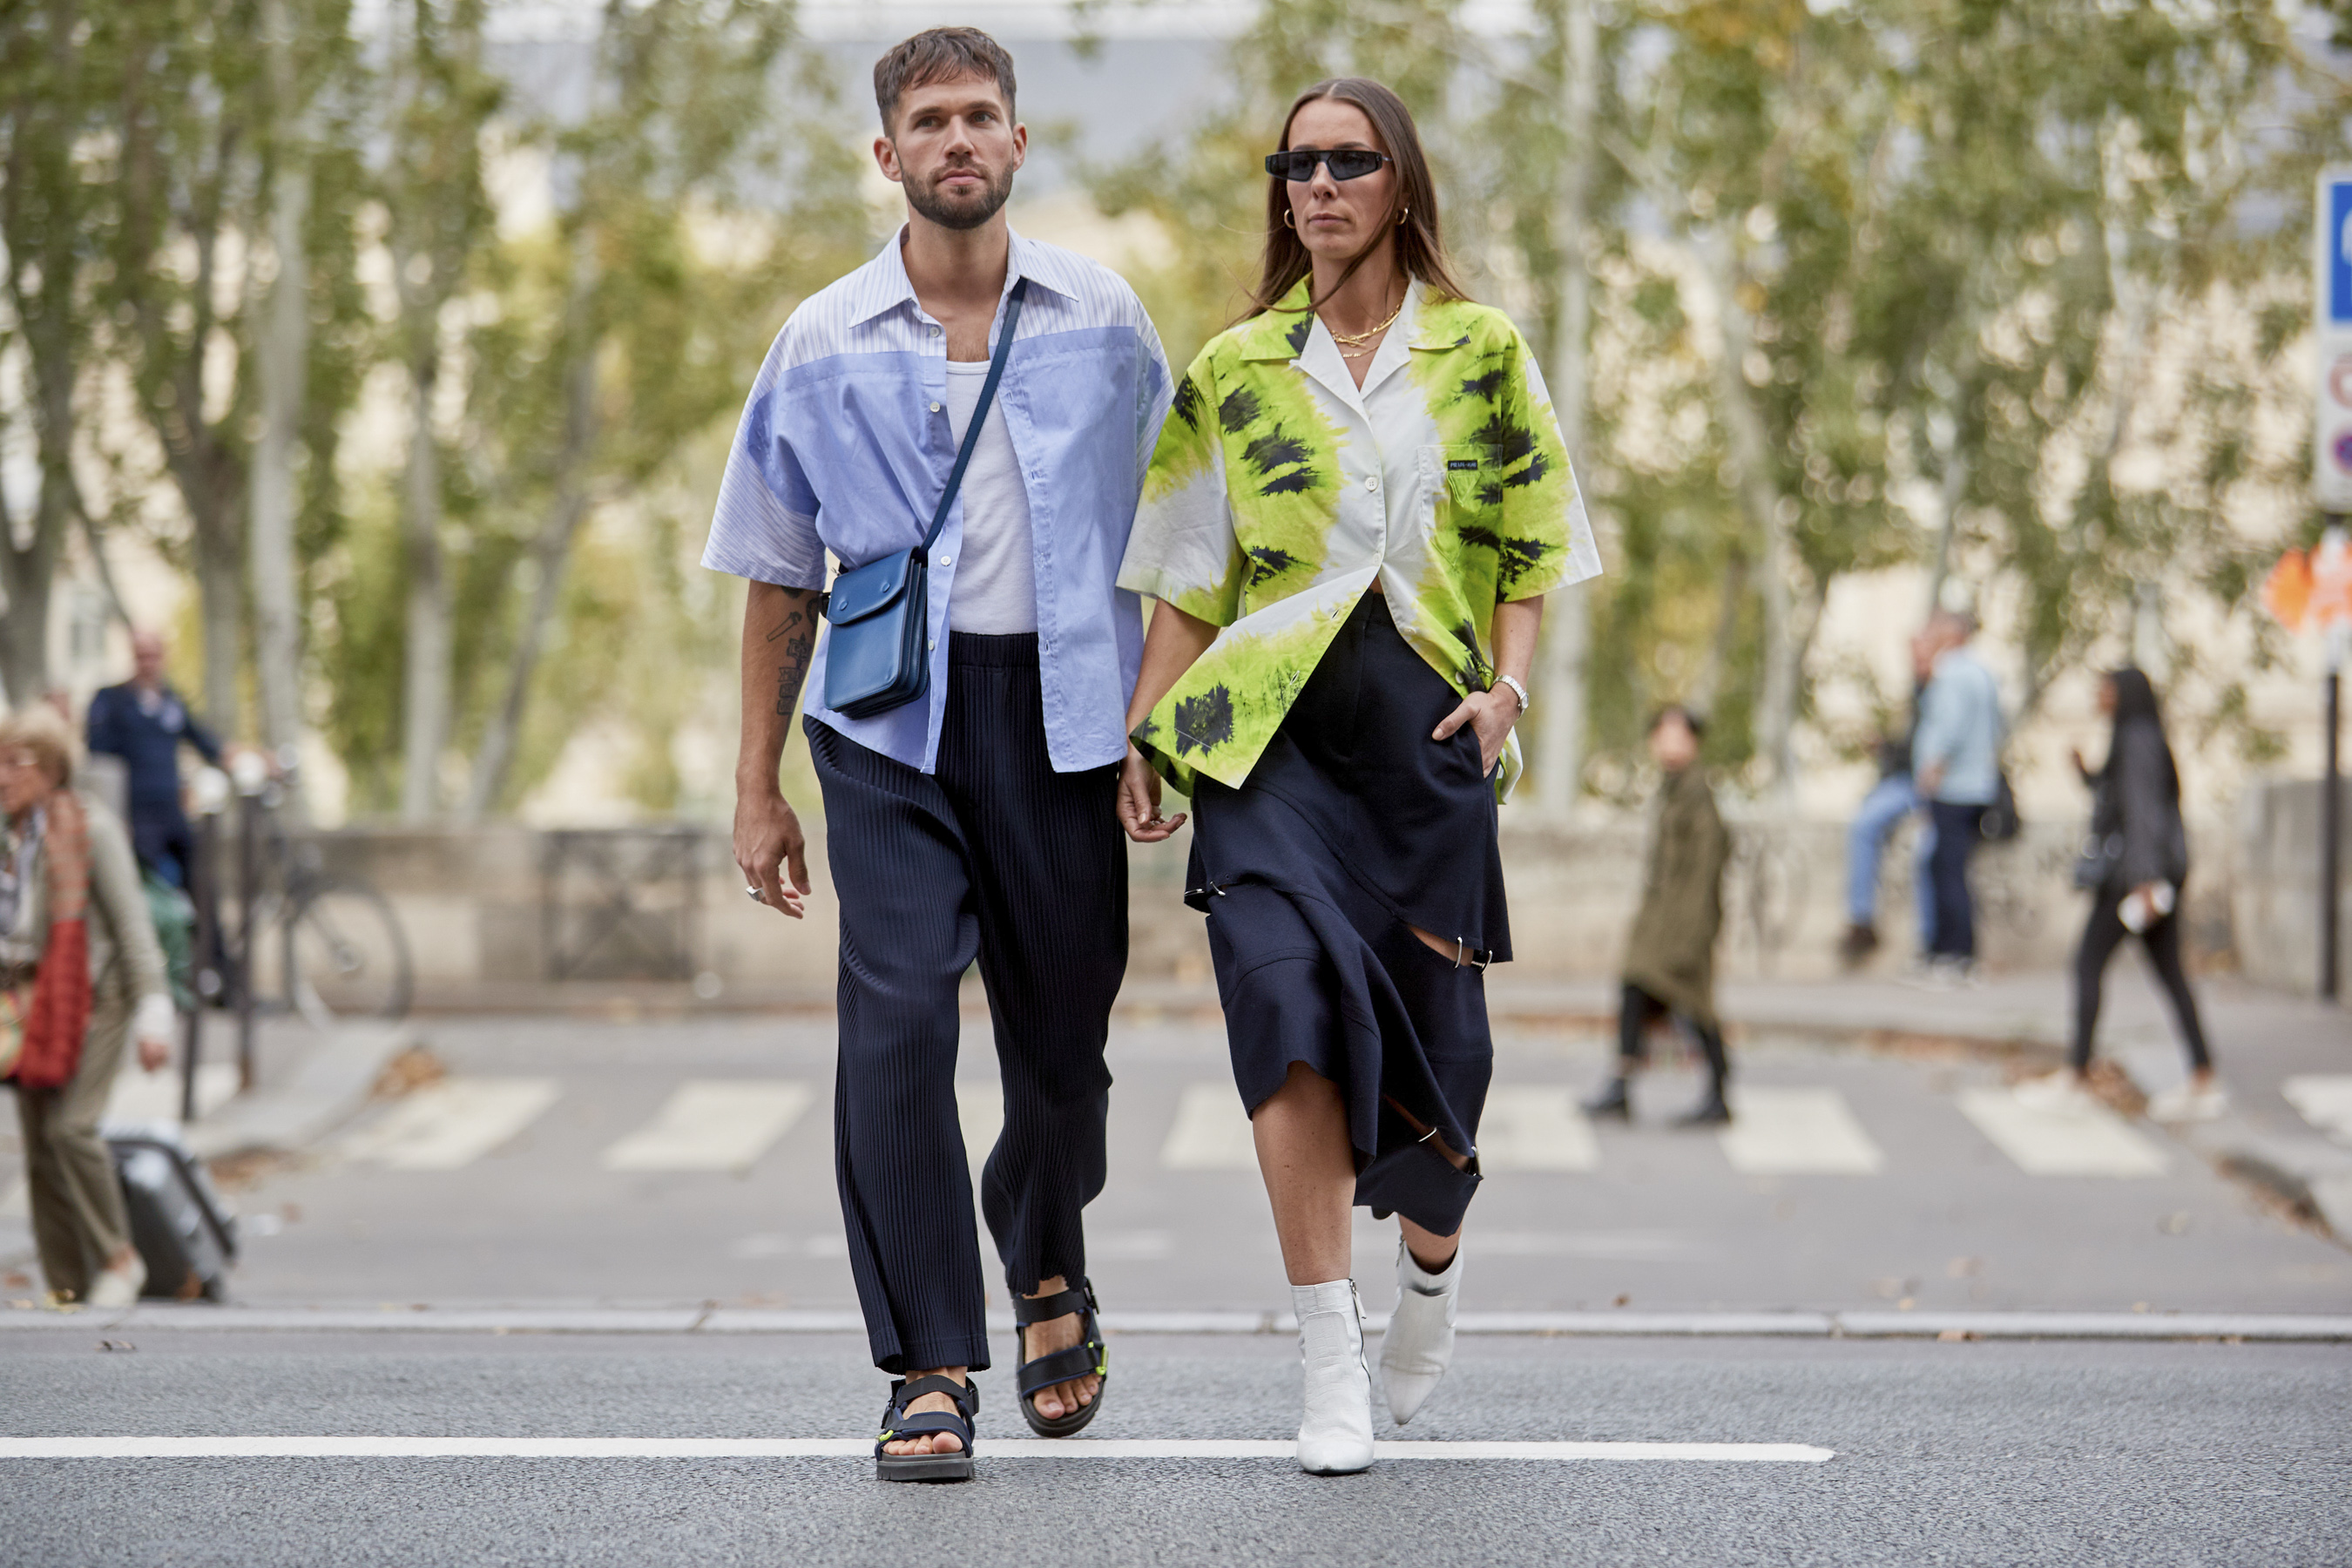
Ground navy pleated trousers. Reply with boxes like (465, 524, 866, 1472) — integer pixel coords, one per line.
(807, 632, 1126, 1375)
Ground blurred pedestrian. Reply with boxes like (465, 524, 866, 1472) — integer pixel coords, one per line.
(1119, 76, 1598, 1473)
(1909, 609, 2004, 983)
(84, 629, 224, 890)
(1585, 706, 1733, 1126)
(1839, 632, 1936, 966)
(2017, 669, 2220, 1119)
(710, 30, 1169, 1480)
(0, 709, 177, 1308)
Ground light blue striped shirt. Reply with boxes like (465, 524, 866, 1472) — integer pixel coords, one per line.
(1914, 646, 2005, 806)
(702, 228, 1173, 774)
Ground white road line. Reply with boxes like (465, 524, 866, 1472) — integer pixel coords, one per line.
(104, 1062, 240, 1127)
(1476, 1087, 1598, 1172)
(600, 1081, 813, 1173)
(1719, 1087, 1884, 1175)
(1159, 1083, 1257, 1170)
(2281, 1075, 2352, 1145)
(339, 1078, 561, 1171)
(0, 1436, 1834, 1463)
(1956, 1087, 2167, 1177)
(955, 1081, 1002, 1161)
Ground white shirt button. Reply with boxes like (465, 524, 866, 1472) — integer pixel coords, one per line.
(929, 402, 943, 413)
(1365, 475, 1381, 493)
(938, 555, 951, 565)
(931, 325, 943, 336)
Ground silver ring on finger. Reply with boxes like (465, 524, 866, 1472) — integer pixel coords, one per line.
(746, 885, 765, 902)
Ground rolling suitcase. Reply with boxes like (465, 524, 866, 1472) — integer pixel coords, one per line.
(105, 1124, 239, 1301)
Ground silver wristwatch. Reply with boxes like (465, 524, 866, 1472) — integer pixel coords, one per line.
(1492, 673, 1530, 713)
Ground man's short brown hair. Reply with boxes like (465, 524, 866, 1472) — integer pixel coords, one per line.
(874, 27, 1017, 133)
(0, 707, 76, 787)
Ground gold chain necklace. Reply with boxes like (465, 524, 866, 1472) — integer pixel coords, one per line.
(1321, 292, 1406, 357)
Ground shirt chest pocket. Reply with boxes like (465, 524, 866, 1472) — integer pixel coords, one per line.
(1419, 443, 1502, 531)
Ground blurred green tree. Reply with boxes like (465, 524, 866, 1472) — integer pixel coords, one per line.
(313, 0, 872, 818)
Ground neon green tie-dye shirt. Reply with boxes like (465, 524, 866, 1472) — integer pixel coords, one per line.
(1117, 279, 1601, 799)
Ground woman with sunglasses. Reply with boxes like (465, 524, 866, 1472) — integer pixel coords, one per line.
(1115, 78, 1599, 1473)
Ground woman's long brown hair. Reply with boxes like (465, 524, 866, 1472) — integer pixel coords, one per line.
(1247, 77, 1471, 319)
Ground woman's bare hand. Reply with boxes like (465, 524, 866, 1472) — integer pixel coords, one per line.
(1119, 747, 1186, 842)
(1432, 687, 1520, 776)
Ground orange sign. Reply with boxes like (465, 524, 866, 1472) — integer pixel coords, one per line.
(2267, 532, 2352, 631)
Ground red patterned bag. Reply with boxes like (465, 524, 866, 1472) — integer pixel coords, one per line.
(9, 792, 91, 1091)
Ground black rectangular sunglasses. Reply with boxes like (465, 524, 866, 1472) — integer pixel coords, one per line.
(1264, 148, 1392, 183)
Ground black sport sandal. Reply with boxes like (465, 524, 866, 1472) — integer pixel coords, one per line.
(1013, 1279, 1108, 1437)
(875, 1373, 977, 1483)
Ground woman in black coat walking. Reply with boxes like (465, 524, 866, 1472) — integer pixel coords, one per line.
(2018, 669, 2220, 1121)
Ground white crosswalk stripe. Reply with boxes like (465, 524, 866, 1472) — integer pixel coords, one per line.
(1159, 1083, 1257, 1170)
(2281, 1075, 2352, 1145)
(1719, 1087, 1884, 1174)
(600, 1081, 813, 1173)
(1956, 1087, 2167, 1177)
(341, 1078, 560, 1171)
(1476, 1087, 1598, 1172)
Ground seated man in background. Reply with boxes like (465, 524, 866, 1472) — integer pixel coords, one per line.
(1839, 630, 1936, 966)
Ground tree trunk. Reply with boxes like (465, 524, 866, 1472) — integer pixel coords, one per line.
(0, 540, 57, 708)
(1534, 0, 1598, 818)
(249, 0, 310, 787)
(1695, 232, 1797, 797)
(463, 231, 598, 821)
(398, 345, 450, 823)
(194, 519, 243, 733)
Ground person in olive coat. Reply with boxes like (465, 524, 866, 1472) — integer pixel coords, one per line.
(1585, 705, 1734, 1125)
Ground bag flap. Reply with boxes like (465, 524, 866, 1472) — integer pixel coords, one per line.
(828, 550, 916, 626)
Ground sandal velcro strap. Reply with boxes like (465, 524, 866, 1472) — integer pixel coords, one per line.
(894, 1373, 978, 1415)
(1012, 1284, 1093, 1326)
(877, 1375, 979, 1458)
(1016, 1343, 1102, 1396)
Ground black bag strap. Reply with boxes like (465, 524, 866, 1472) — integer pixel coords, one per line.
(919, 276, 1028, 558)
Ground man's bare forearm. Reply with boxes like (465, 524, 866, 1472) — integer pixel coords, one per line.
(739, 582, 821, 791)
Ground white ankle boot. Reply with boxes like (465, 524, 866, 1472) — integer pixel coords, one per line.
(1378, 1238, 1461, 1424)
(85, 1253, 146, 1310)
(1291, 1279, 1374, 1474)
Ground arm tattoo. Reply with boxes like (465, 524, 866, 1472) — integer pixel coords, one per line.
(774, 633, 814, 717)
(763, 589, 819, 716)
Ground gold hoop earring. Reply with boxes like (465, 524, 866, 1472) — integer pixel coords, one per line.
(1283, 209, 1297, 230)
(1397, 207, 1409, 226)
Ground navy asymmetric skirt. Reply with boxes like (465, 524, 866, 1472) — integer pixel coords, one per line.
(1185, 592, 1504, 1230)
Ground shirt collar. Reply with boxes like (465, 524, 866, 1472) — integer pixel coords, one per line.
(1239, 274, 1468, 362)
(843, 224, 1079, 328)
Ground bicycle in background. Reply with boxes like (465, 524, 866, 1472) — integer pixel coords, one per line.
(190, 753, 414, 1028)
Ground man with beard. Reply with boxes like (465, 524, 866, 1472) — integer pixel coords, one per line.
(705, 28, 1170, 1482)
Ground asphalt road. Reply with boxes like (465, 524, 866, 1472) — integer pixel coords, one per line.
(0, 1331, 2343, 1566)
(120, 1013, 2352, 1316)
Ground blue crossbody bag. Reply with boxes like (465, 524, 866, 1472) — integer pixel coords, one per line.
(821, 279, 1028, 720)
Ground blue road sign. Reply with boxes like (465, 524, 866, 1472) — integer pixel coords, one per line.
(2330, 177, 2352, 325)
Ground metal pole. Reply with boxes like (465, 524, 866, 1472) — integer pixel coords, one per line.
(236, 787, 260, 1091)
(2325, 667, 2342, 1004)
(179, 813, 215, 1123)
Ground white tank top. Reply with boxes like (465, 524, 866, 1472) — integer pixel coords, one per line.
(941, 359, 1038, 634)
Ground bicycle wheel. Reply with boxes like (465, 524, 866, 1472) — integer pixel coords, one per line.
(281, 876, 414, 1024)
